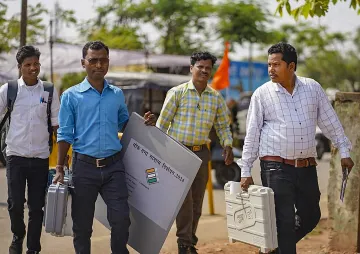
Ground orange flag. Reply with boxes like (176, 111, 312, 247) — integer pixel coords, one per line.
(211, 42, 230, 90)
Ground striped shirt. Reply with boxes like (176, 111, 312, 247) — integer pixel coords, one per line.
(156, 80, 233, 147)
(238, 76, 352, 177)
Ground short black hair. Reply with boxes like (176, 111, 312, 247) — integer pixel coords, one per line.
(268, 42, 297, 71)
(82, 41, 109, 59)
(16, 45, 41, 64)
(190, 52, 217, 66)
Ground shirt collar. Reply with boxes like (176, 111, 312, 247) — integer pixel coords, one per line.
(273, 75, 302, 94)
(188, 80, 213, 94)
(18, 77, 42, 88)
(78, 78, 109, 93)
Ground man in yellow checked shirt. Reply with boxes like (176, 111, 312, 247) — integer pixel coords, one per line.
(156, 52, 234, 254)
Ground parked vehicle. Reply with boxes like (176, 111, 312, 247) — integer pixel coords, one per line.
(211, 141, 242, 187)
(315, 126, 331, 159)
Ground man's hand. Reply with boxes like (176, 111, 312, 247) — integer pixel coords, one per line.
(222, 146, 234, 165)
(240, 177, 254, 191)
(144, 111, 156, 126)
(341, 157, 354, 173)
(53, 165, 65, 184)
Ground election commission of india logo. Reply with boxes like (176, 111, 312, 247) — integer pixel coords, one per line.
(145, 168, 159, 185)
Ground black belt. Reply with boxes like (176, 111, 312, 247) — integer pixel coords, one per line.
(184, 144, 206, 152)
(74, 152, 121, 168)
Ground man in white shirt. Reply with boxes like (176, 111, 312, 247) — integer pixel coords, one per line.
(0, 46, 60, 254)
(238, 42, 354, 254)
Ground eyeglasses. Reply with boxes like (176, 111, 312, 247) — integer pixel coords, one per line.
(83, 57, 109, 66)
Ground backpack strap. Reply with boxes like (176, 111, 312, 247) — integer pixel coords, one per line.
(42, 81, 54, 134)
(7, 80, 18, 114)
(0, 80, 18, 129)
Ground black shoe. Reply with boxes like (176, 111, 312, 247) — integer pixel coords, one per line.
(258, 249, 278, 254)
(9, 235, 24, 254)
(178, 244, 189, 254)
(26, 251, 40, 254)
(189, 246, 198, 254)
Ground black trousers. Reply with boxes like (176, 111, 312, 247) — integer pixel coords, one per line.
(71, 155, 130, 254)
(6, 155, 49, 252)
(260, 160, 321, 254)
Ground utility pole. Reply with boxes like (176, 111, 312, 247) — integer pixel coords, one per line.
(20, 0, 27, 47)
(19, 0, 27, 77)
(49, 19, 54, 83)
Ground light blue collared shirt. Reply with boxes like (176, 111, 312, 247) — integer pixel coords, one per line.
(57, 78, 129, 158)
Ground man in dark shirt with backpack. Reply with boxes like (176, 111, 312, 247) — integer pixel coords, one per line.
(0, 46, 60, 254)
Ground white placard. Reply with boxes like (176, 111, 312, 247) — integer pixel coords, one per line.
(124, 138, 189, 230)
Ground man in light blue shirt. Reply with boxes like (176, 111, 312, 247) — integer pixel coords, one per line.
(54, 41, 155, 254)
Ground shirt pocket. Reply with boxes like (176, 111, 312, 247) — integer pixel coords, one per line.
(106, 102, 120, 124)
(36, 103, 48, 119)
(201, 104, 217, 129)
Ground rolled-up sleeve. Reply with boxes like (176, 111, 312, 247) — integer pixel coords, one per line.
(57, 91, 75, 144)
(50, 86, 60, 126)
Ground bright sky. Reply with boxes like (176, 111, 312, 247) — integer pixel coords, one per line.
(5, 0, 360, 59)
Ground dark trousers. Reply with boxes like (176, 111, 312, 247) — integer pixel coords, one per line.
(260, 160, 321, 254)
(71, 155, 130, 254)
(176, 148, 210, 246)
(6, 156, 49, 252)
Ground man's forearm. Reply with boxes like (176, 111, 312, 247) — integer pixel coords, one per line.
(52, 125, 59, 137)
(57, 141, 71, 166)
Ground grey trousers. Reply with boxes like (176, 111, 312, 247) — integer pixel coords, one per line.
(176, 148, 210, 246)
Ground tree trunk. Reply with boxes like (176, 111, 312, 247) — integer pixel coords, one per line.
(328, 92, 360, 252)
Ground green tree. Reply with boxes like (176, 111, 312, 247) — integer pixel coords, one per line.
(60, 72, 86, 91)
(86, 27, 144, 50)
(279, 23, 360, 91)
(7, 3, 48, 45)
(276, 23, 347, 60)
(275, 0, 360, 20)
(216, 1, 276, 45)
(0, 2, 12, 53)
(79, 0, 145, 50)
(0, 2, 77, 53)
(140, 0, 213, 54)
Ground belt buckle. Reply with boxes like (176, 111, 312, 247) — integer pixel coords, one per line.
(305, 159, 309, 167)
(96, 158, 106, 168)
(295, 159, 309, 168)
(192, 145, 201, 152)
(295, 159, 299, 167)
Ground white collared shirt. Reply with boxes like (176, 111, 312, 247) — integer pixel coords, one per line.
(0, 77, 60, 159)
(238, 76, 352, 177)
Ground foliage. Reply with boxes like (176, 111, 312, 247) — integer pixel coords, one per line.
(84, 0, 275, 54)
(279, 23, 360, 91)
(60, 72, 86, 91)
(276, 23, 347, 59)
(139, 0, 214, 54)
(0, 2, 77, 53)
(79, 0, 146, 50)
(86, 26, 144, 50)
(275, 0, 360, 20)
(216, 1, 273, 45)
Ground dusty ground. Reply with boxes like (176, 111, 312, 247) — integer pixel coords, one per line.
(161, 219, 352, 254)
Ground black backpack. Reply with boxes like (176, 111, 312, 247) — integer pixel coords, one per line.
(0, 80, 54, 166)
